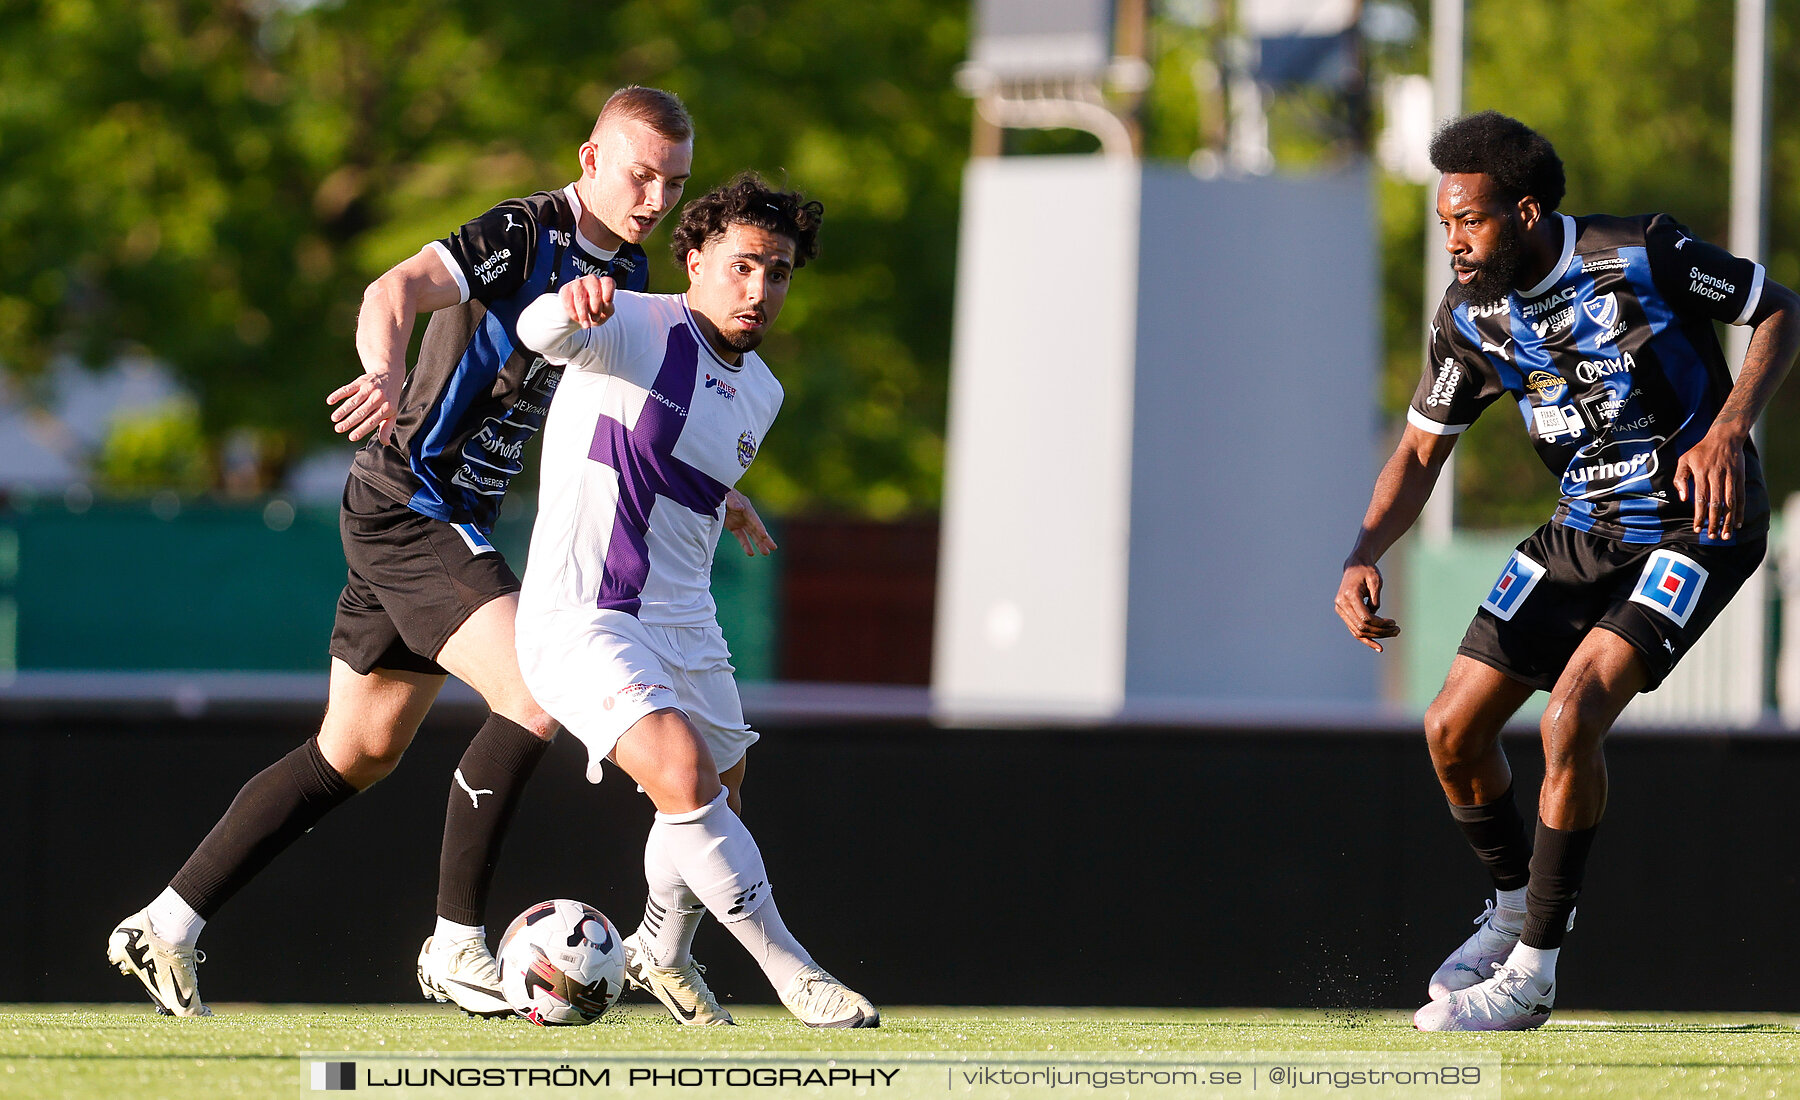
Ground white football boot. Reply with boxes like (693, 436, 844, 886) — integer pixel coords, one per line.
(622, 931, 735, 1025)
(1414, 964, 1554, 1031)
(1427, 901, 1575, 1001)
(417, 935, 512, 1018)
(1427, 900, 1524, 1000)
(107, 909, 211, 1017)
(778, 965, 880, 1028)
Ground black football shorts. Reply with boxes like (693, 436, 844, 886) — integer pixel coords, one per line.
(329, 475, 521, 676)
(1457, 521, 1765, 692)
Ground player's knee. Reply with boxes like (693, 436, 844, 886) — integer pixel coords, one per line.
(1423, 698, 1479, 763)
(1540, 696, 1609, 767)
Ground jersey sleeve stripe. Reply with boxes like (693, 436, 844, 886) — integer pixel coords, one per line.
(1407, 407, 1470, 436)
(1733, 263, 1765, 326)
(428, 240, 472, 305)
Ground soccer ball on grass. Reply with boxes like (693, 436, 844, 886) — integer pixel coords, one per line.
(495, 899, 625, 1025)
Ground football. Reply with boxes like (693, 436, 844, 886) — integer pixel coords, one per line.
(495, 899, 626, 1025)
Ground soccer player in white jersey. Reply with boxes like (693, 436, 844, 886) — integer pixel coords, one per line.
(512, 173, 878, 1028)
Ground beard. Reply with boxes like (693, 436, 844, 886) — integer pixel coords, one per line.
(718, 324, 765, 354)
(1447, 217, 1526, 309)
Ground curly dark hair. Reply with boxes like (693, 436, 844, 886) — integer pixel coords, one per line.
(1429, 110, 1566, 212)
(670, 172, 824, 268)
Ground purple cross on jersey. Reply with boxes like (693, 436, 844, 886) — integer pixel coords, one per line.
(586, 324, 730, 615)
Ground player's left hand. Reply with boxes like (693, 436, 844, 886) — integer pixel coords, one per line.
(724, 488, 777, 556)
(1673, 427, 1746, 540)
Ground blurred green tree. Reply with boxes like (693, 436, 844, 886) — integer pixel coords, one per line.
(0, 0, 968, 516)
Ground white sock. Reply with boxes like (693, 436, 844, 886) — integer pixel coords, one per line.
(1493, 888, 1528, 931)
(434, 917, 485, 946)
(147, 887, 205, 947)
(652, 789, 815, 991)
(725, 893, 813, 993)
(1507, 943, 1558, 989)
(637, 821, 707, 966)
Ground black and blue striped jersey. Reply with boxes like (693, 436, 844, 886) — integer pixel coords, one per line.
(349, 184, 650, 534)
(1410, 212, 1767, 545)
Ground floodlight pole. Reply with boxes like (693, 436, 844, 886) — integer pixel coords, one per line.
(1729, 0, 1770, 421)
(1419, 0, 1463, 543)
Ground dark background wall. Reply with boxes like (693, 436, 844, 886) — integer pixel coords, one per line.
(7, 708, 1797, 1011)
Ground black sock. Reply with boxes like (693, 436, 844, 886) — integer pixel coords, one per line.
(436, 714, 552, 926)
(1447, 785, 1533, 894)
(169, 737, 357, 919)
(1521, 819, 1598, 949)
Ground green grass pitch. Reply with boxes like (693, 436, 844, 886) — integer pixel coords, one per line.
(2, 1004, 1797, 1099)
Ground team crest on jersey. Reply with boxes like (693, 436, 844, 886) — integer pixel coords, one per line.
(737, 431, 757, 468)
(1583, 293, 1619, 330)
(705, 373, 738, 401)
(1482, 551, 1546, 621)
(1629, 549, 1708, 627)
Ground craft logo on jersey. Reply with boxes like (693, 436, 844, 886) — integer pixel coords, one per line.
(1629, 548, 1708, 627)
(704, 373, 738, 401)
(1482, 551, 1546, 622)
(737, 431, 757, 468)
(1525, 370, 1568, 404)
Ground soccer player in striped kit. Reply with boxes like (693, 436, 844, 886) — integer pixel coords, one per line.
(1335, 111, 1800, 1030)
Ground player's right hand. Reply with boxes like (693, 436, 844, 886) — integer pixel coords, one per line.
(327, 372, 398, 445)
(560, 273, 616, 328)
(1336, 562, 1399, 652)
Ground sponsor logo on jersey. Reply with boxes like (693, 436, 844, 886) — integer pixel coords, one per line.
(1480, 336, 1513, 361)
(1533, 402, 1585, 442)
(1675, 233, 1692, 250)
(1426, 359, 1462, 408)
(1629, 548, 1708, 627)
(1582, 255, 1631, 273)
(550, 228, 572, 246)
(1529, 305, 1576, 338)
(1468, 300, 1510, 319)
(1689, 267, 1735, 302)
(1519, 287, 1577, 318)
(1482, 551, 1547, 621)
(504, 212, 521, 231)
(1575, 351, 1636, 384)
(1526, 370, 1568, 404)
(704, 373, 738, 400)
(1562, 435, 1664, 499)
(471, 248, 513, 286)
(647, 388, 689, 417)
(737, 430, 757, 468)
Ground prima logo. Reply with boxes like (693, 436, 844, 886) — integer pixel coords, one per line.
(1575, 351, 1636, 384)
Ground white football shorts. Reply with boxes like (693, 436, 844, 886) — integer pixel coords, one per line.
(518, 609, 759, 785)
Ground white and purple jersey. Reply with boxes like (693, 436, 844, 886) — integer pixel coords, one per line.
(514, 291, 782, 626)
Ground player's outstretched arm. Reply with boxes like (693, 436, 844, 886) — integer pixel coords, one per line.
(1335, 423, 1459, 652)
(516, 275, 619, 368)
(1674, 278, 1800, 540)
(331, 249, 464, 444)
(724, 488, 777, 557)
